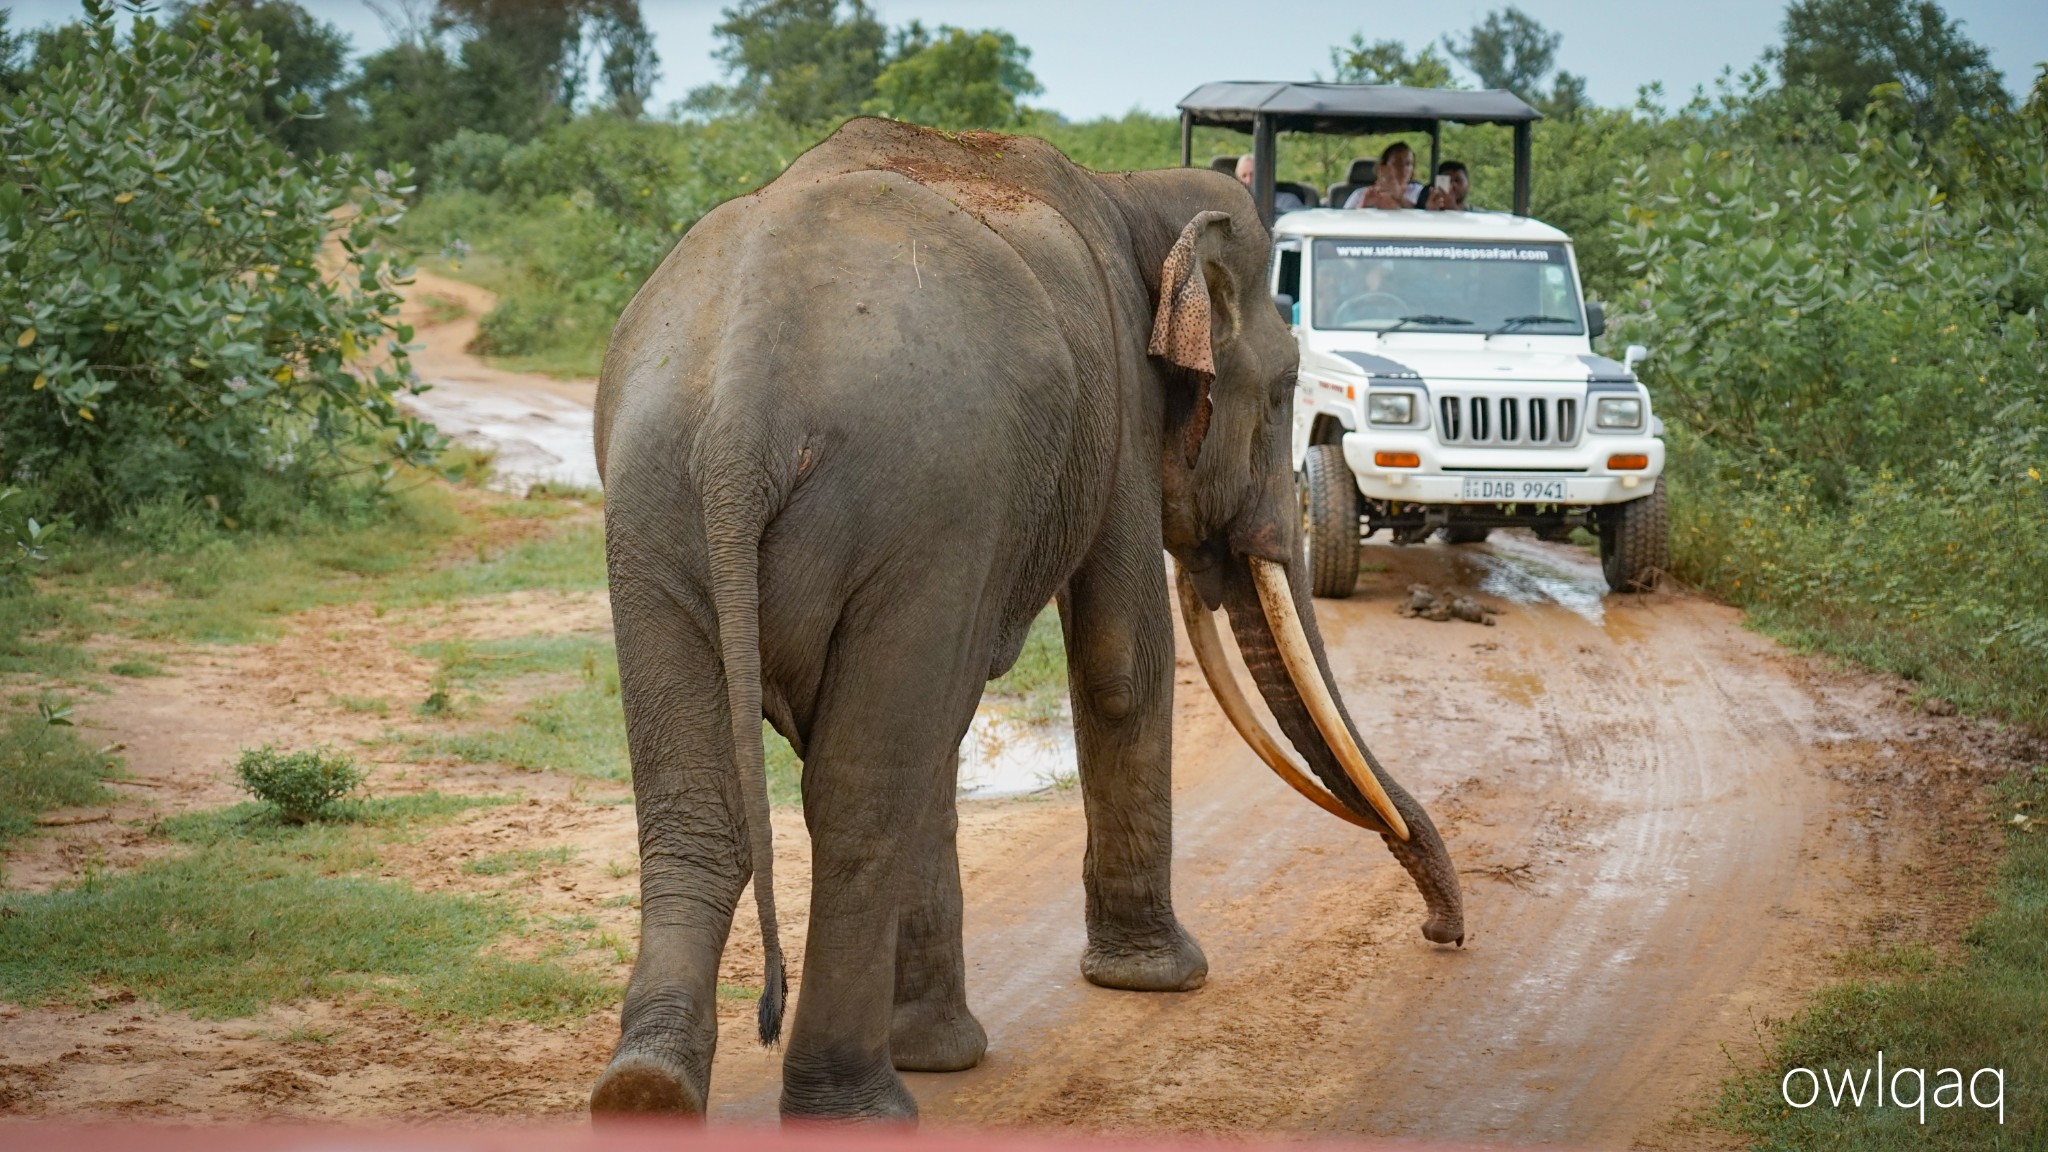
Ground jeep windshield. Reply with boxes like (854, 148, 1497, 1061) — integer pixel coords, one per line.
(1311, 239, 1584, 335)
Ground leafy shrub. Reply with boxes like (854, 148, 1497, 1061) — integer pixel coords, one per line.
(234, 745, 364, 823)
(0, 1, 444, 527)
(471, 295, 560, 357)
(0, 486, 60, 595)
(429, 128, 514, 194)
(1612, 80, 2048, 726)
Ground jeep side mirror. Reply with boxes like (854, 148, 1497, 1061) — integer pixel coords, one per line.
(1274, 292, 1295, 322)
(1585, 300, 1606, 339)
(1623, 343, 1649, 373)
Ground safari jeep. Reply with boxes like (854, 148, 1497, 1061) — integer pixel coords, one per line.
(1275, 210, 1667, 596)
(1174, 80, 1670, 596)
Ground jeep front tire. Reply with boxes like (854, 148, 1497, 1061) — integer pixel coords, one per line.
(1600, 486, 1669, 593)
(1300, 444, 1360, 599)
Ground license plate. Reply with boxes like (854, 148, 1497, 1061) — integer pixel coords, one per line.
(1460, 476, 1568, 502)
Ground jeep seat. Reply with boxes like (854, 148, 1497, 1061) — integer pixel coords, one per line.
(1326, 158, 1377, 208)
(1275, 181, 1321, 210)
(1211, 155, 1241, 175)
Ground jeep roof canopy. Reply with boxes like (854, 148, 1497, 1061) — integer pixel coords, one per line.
(1176, 82, 1543, 223)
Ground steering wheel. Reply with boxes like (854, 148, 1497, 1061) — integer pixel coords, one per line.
(1328, 292, 1411, 327)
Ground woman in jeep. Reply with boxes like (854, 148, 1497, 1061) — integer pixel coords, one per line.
(1342, 142, 1422, 210)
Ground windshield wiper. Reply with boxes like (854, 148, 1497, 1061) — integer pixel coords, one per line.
(1382, 314, 1472, 333)
(1486, 314, 1577, 336)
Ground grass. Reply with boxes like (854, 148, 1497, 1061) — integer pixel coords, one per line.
(1716, 765, 2048, 1148)
(0, 793, 613, 1022)
(0, 707, 122, 848)
(984, 605, 1068, 724)
(1744, 603, 2046, 733)
(0, 477, 604, 691)
(464, 845, 576, 876)
(407, 636, 806, 802)
(382, 519, 607, 606)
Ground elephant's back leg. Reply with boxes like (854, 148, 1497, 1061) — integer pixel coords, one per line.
(590, 525, 748, 1116)
(778, 574, 999, 1119)
(890, 747, 985, 1073)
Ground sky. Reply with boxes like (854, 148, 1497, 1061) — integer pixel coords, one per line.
(7, 0, 2046, 120)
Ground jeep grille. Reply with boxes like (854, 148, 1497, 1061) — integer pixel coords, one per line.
(1437, 395, 1579, 447)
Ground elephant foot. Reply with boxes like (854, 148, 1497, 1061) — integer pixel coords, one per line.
(782, 1053, 920, 1122)
(1082, 922, 1208, 992)
(590, 1051, 704, 1118)
(891, 999, 988, 1072)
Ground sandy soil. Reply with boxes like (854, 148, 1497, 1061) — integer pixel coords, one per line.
(2, 281, 2031, 1146)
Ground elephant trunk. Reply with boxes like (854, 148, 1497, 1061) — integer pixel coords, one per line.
(1212, 556, 1465, 946)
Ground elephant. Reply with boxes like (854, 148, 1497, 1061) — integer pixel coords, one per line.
(588, 117, 1464, 1122)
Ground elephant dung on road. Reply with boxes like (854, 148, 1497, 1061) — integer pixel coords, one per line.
(589, 117, 1464, 1121)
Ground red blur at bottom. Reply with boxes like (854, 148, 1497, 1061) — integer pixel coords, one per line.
(0, 1122, 1518, 1152)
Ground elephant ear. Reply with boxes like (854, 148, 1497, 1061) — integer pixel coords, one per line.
(1148, 210, 1239, 466)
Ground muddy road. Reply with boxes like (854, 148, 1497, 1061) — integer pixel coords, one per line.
(4, 275, 2012, 1146)
(703, 538, 1947, 1147)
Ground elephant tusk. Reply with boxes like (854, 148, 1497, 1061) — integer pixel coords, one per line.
(1175, 567, 1387, 834)
(1248, 557, 1410, 841)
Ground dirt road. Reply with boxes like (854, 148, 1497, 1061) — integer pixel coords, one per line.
(396, 270, 600, 492)
(4, 279, 2014, 1145)
(702, 538, 1982, 1147)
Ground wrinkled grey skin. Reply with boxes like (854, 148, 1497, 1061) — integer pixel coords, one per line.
(588, 119, 1463, 1123)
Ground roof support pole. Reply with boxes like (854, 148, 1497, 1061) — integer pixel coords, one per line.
(1179, 110, 1193, 167)
(1428, 124, 1440, 186)
(1512, 121, 1532, 217)
(1252, 112, 1277, 227)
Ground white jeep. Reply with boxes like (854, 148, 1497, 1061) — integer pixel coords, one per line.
(1175, 80, 1672, 597)
(1273, 210, 1668, 596)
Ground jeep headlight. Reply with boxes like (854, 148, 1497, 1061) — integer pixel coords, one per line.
(1366, 391, 1416, 425)
(1595, 396, 1643, 430)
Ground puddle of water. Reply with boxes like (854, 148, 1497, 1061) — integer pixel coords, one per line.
(1472, 533, 1609, 625)
(958, 705, 1076, 798)
(403, 378, 601, 493)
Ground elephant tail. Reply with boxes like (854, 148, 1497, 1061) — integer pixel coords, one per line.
(703, 478, 787, 1047)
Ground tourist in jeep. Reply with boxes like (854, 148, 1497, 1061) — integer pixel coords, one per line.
(1236, 154, 1306, 213)
(1342, 142, 1422, 209)
(1422, 161, 1469, 211)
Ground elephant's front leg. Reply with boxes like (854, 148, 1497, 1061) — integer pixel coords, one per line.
(1060, 531, 1208, 992)
(890, 754, 988, 1072)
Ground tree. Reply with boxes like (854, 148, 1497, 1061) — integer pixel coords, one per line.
(0, 12, 28, 96)
(592, 1, 659, 117)
(343, 0, 658, 179)
(165, 1, 355, 156)
(1326, 35, 1457, 88)
(0, 0, 440, 523)
(1777, 0, 2006, 132)
(347, 38, 464, 178)
(862, 26, 1039, 129)
(1541, 70, 1588, 120)
(1444, 6, 1559, 97)
(693, 0, 888, 124)
(436, 0, 660, 129)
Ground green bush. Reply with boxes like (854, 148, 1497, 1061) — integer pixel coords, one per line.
(234, 744, 364, 823)
(1612, 77, 2048, 726)
(0, 486, 60, 595)
(0, 0, 443, 527)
